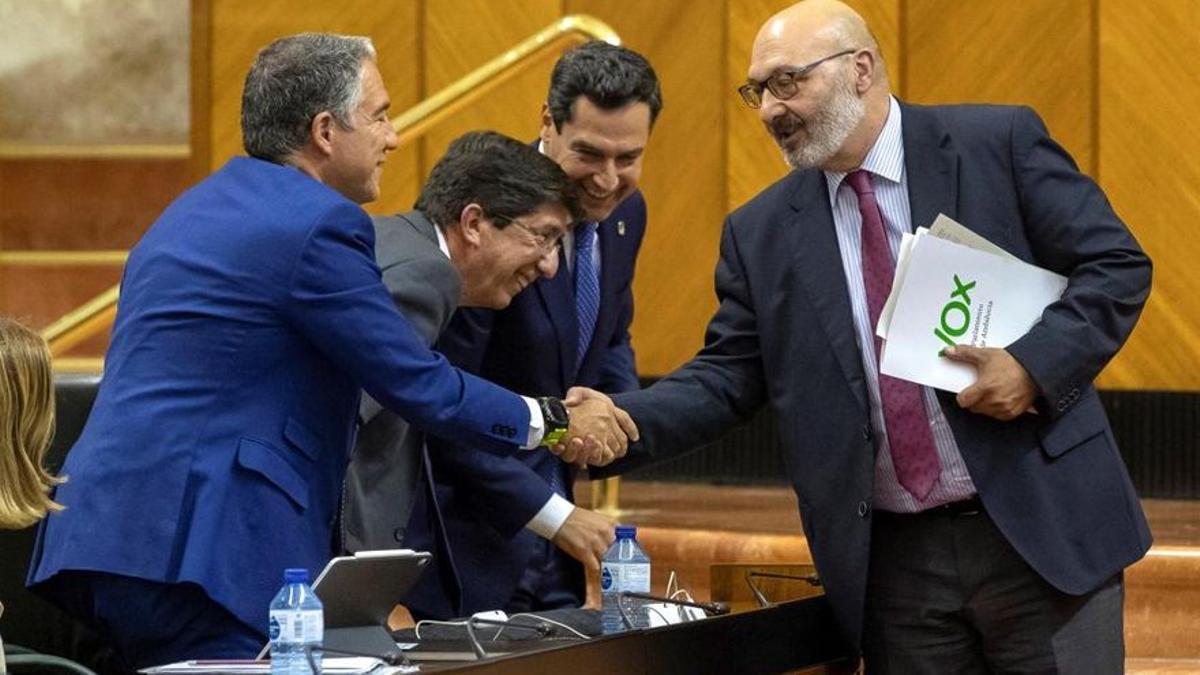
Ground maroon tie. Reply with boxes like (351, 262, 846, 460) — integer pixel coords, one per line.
(845, 170, 941, 501)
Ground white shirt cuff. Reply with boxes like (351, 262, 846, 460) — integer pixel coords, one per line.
(526, 493, 575, 540)
(522, 396, 544, 450)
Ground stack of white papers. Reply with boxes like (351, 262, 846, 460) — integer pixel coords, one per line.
(875, 214, 1067, 392)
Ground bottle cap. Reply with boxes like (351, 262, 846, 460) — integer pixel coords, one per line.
(284, 568, 309, 583)
(615, 525, 637, 539)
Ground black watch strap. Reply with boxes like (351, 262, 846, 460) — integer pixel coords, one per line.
(537, 396, 569, 447)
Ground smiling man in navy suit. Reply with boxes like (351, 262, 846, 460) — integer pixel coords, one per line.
(587, 1, 1152, 672)
(26, 33, 633, 669)
(399, 42, 662, 620)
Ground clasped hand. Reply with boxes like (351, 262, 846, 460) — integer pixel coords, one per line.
(942, 345, 1038, 420)
(545, 387, 639, 467)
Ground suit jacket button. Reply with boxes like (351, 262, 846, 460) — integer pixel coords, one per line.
(857, 501, 870, 518)
(393, 527, 405, 543)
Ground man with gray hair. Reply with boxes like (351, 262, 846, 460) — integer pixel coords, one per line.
(28, 33, 633, 668)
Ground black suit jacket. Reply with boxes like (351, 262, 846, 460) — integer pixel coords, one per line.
(595, 102, 1153, 648)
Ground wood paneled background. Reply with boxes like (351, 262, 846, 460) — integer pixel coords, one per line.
(4, 0, 1196, 391)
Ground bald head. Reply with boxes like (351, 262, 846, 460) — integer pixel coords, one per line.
(753, 0, 883, 85)
(747, 0, 892, 172)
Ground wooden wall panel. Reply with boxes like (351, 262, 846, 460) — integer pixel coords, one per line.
(903, 0, 1095, 173)
(567, 0, 727, 376)
(25, 0, 1184, 388)
(0, 266, 119, 349)
(419, 0, 559, 180)
(202, 0, 422, 216)
(1098, 0, 1200, 390)
(727, 0, 795, 214)
(0, 157, 187, 357)
(0, 158, 188, 250)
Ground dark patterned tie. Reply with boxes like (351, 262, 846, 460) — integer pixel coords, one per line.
(547, 459, 570, 499)
(574, 222, 600, 371)
(845, 170, 941, 500)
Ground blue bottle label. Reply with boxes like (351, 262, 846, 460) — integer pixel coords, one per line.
(601, 565, 614, 591)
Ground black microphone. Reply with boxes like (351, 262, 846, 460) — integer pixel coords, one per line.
(467, 616, 552, 638)
(744, 570, 822, 608)
(306, 645, 410, 667)
(616, 590, 730, 629)
(619, 590, 729, 616)
(462, 616, 553, 660)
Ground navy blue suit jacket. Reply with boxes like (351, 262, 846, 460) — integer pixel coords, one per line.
(403, 192, 647, 618)
(28, 157, 530, 634)
(593, 103, 1153, 648)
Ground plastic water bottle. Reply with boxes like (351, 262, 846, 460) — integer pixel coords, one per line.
(269, 568, 323, 675)
(600, 525, 651, 634)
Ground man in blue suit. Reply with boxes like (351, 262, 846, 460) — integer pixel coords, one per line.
(589, 1, 1152, 672)
(401, 42, 662, 619)
(26, 33, 633, 669)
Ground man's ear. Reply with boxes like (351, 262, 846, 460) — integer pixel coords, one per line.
(458, 203, 486, 246)
(310, 111, 337, 156)
(538, 103, 555, 144)
(854, 50, 877, 95)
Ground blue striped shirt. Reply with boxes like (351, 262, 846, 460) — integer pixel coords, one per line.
(822, 97, 977, 512)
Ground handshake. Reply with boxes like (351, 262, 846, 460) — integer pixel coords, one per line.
(544, 387, 638, 468)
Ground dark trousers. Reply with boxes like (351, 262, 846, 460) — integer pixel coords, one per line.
(40, 571, 265, 671)
(505, 537, 585, 614)
(862, 503, 1124, 674)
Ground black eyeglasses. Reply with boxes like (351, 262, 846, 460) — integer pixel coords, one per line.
(737, 49, 858, 109)
(491, 213, 564, 256)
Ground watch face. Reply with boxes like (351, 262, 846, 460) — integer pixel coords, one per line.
(541, 397, 569, 428)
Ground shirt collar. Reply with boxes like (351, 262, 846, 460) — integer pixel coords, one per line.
(824, 95, 904, 198)
(433, 220, 451, 259)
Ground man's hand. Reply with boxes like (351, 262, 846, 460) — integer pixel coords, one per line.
(551, 507, 617, 572)
(548, 387, 639, 467)
(942, 345, 1038, 421)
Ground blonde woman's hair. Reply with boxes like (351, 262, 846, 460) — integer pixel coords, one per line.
(0, 316, 62, 529)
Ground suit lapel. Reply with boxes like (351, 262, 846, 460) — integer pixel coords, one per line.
(787, 171, 869, 412)
(535, 245, 578, 388)
(901, 103, 959, 230)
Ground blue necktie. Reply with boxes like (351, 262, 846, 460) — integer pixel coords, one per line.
(574, 222, 600, 371)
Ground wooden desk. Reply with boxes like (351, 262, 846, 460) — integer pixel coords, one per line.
(428, 596, 853, 674)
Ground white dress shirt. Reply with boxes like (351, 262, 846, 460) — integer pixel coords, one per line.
(821, 97, 977, 512)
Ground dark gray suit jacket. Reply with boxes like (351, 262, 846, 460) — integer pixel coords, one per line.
(594, 103, 1153, 649)
(341, 210, 461, 552)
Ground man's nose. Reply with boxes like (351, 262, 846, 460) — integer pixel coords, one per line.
(592, 163, 618, 192)
(759, 90, 789, 123)
(384, 122, 400, 151)
(537, 247, 560, 278)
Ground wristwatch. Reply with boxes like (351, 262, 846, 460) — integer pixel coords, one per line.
(537, 396, 569, 447)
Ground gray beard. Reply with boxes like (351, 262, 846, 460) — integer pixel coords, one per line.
(779, 82, 866, 170)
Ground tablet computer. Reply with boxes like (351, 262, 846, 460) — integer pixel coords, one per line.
(313, 549, 432, 628)
(256, 549, 432, 659)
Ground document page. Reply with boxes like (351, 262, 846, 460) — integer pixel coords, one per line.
(879, 234, 1067, 392)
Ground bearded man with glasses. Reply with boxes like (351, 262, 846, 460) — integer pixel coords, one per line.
(588, 0, 1152, 672)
